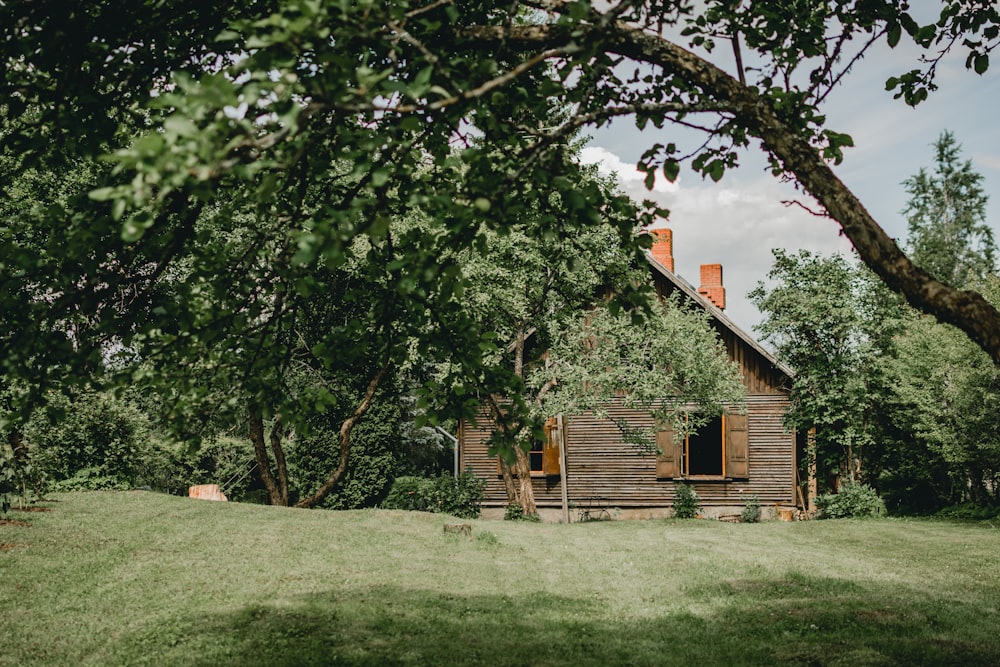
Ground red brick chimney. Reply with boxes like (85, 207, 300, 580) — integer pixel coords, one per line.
(698, 264, 726, 310)
(649, 228, 674, 273)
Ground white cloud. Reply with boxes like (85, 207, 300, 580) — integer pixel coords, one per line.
(580, 145, 680, 194)
(973, 152, 1000, 171)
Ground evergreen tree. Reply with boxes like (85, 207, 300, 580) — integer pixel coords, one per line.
(903, 131, 996, 288)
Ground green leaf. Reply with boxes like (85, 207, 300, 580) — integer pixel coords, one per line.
(973, 54, 989, 75)
(89, 187, 117, 201)
(708, 160, 725, 183)
(111, 198, 126, 221)
(371, 168, 390, 188)
(662, 160, 681, 183)
(886, 24, 901, 48)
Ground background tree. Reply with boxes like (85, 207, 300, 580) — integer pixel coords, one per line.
(753, 136, 1000, 513)
(534, 293, 746, 440)
(749, 250, 903, 492)
(903, 131, 996, 288)
(457, 215, 633, 516)
(885, 287, 1000, 511)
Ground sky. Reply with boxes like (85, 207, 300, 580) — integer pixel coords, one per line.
(580, 28, 1000, 335)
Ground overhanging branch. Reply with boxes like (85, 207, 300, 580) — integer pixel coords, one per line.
(456, 19, 1000, 363)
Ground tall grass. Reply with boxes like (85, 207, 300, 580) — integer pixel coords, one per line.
(2, 492, 999, 666)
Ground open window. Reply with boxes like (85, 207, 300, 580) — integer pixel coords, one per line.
(499, 416, 562, 477)
(656, 411, 748, 479)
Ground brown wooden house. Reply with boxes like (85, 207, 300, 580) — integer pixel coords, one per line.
(458, 229, 802, 521)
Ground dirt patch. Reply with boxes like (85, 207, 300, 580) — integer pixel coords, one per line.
(13, 506, 51, 513)
(0, 542, 22, 551)
(0, 519, 31, 527)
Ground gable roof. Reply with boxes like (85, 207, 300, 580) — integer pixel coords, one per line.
(645, 252, 794, 380)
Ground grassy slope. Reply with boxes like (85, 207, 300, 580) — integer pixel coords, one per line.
(1, 492, 999, 666)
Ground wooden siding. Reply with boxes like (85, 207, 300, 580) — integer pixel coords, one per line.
(718, 327, 788, 395)
(457, 255, 798, 511)
(461, 394, 796, 509)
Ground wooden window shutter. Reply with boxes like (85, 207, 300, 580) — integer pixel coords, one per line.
(656, 422, 681, 478)
(542, 417, 561, 476)
(725, 412, 749, 478)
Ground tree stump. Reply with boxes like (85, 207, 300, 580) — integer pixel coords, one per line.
(444, 523, 472, 539)
(188, 484, 228, 502)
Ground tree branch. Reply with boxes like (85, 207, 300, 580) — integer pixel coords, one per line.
(457, 20, 1000, 364)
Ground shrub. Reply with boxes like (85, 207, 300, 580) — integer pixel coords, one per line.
(503, 503, 540, 522)
(286, 396, 404, 509)
(934, 503, 1000, 520)
(26, 391, 149, 490)
(382, 476, 428, 511)
(49, 467, 131, 492)
(673, 482, 701, 519)
(815, 482, 886, 519)
(0, 448, 16, 514)
(0, 444, 46, 511)
(382, 469, 485, 519)
(740, 493, 761, 523)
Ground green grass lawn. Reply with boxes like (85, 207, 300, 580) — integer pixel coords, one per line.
(2, 492, 999, 666)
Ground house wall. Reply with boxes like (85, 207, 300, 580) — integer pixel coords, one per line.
(457, 255, 799, 517)
(460, 394, 796, 512)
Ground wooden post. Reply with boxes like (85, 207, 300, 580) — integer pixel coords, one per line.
(558, 414, 570, 523)
(807, 427, 818, 512)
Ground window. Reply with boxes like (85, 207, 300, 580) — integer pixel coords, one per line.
(656, 412, 748, 479)
(688, 415, 724, 476)
(498, 416, 563, 477)
(529, 439, 544, 475)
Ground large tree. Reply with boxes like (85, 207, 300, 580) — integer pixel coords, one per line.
(3, 1, 1000, 481)
(887, 288, 1000, 509)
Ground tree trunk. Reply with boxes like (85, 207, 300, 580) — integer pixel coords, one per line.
(269, 416, 290, 507)
(248, 406, 289, 506)
(510, 325, 539, 517)
(8, 429, 27, 467)
(498, 456, 519, 508)
(513, 443, 537, 516)
(295, 362, 391, 508)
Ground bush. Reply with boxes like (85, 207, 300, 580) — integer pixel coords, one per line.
(382, 476, 429, 511)
(815, 482, 886, 519)
(26, 391, 149, 490)
(673, 482, 701, 519)
(740, 493, 761, 523)
(934, 503, 1000, 520)
(382, 469, 485, 519)
(286, 395, 404, 509)
(503, 503, 540, 522)
(0, 443, 46, 511)
(0, 448, 16, 514)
